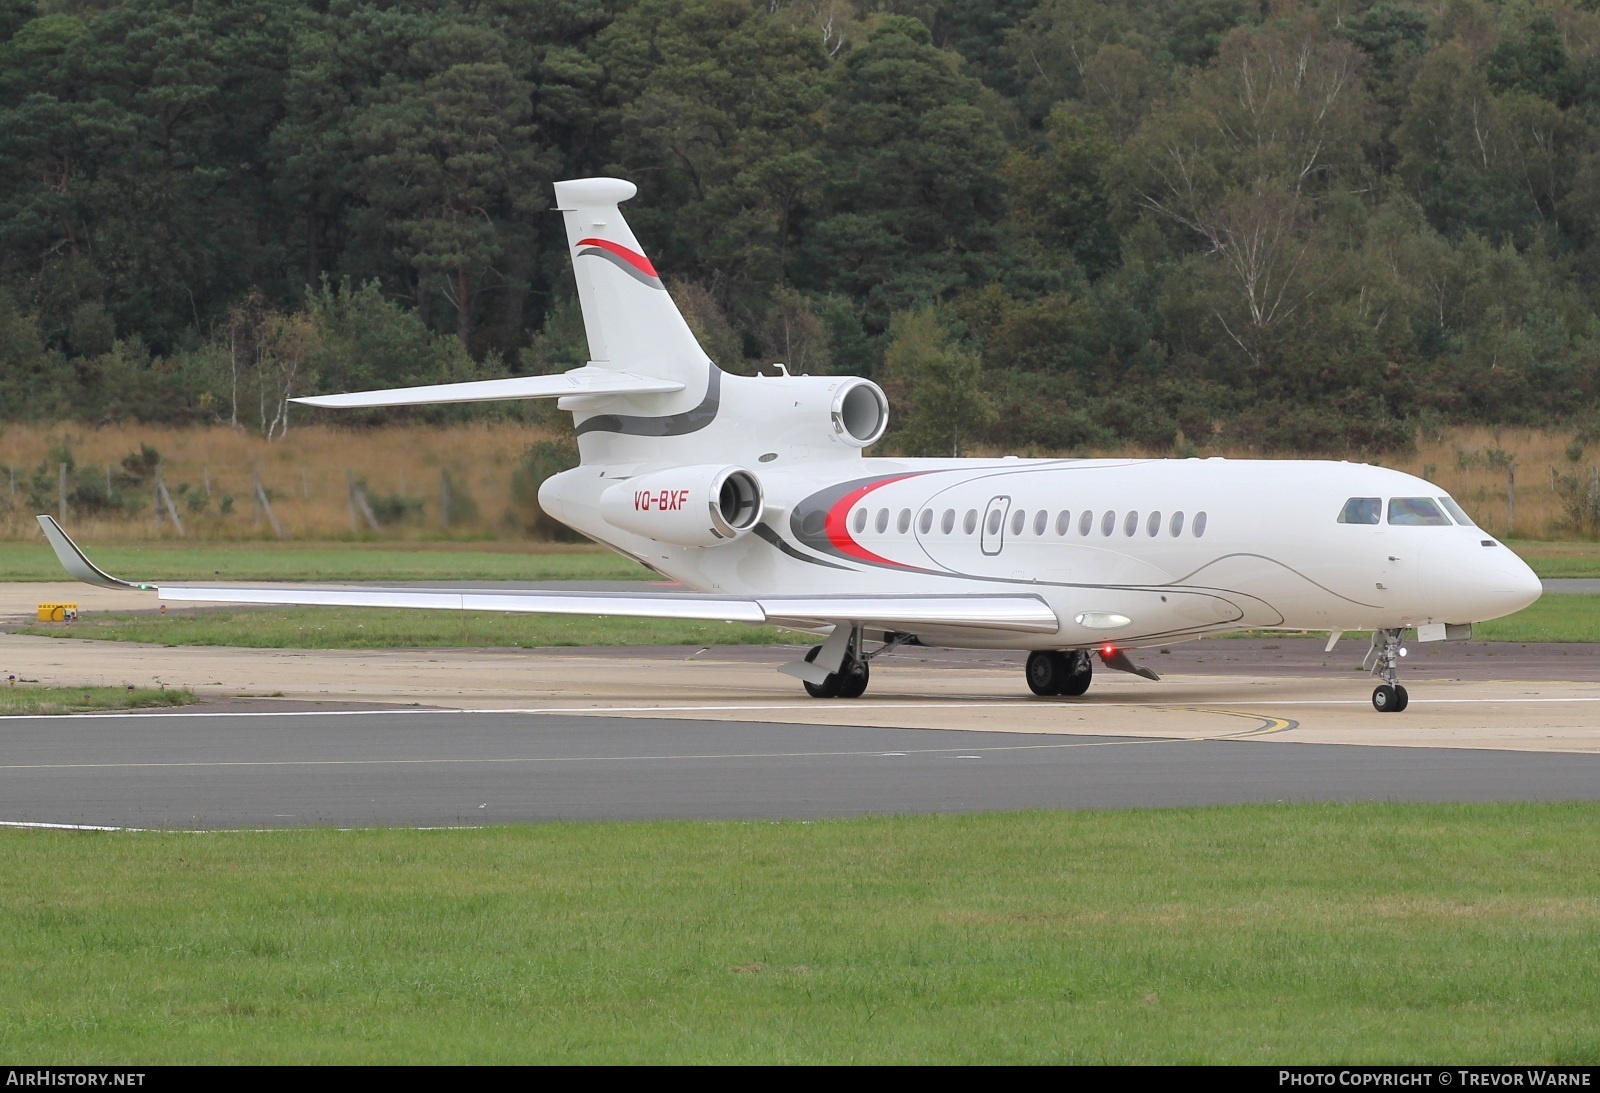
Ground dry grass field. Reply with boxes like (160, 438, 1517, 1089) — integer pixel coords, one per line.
(0, 421, 563, 541)
(0, 421, 1595, 541)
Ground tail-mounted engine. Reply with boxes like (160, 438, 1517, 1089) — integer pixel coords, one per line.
(788, 377, 888, 448)
(599, 464, 764, 546)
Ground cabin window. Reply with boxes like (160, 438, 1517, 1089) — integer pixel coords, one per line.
(942, 509, 956, 534)
(1101, 510, 1116, 536)
(875, 508, 889, 534)
(1035, 510, 1049, 535)
(1438, 497, 1475, 526)
(1147, 511, 1162, 536)
(1170, 511, 1185, 537)
(853, 508, 868, 533)
(898, 508, 912, 534)
(987, 509, 1003, 535)
(1011, 509, 1027, 535)
(1123, 511, 1139, 536)
(1194, 511, 1208, 537)
(1388, 497, 1451, 526)
(1338, 497, 1381, 524)
(919, 509, 934, 534)
(964, 509, 978, 534)
(1079, 510, 1093, 536)
(1055, 510, 1070, 535)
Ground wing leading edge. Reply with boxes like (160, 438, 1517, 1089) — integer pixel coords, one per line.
(35, 517, 1059, 635)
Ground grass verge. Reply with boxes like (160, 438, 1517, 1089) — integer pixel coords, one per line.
(0, 804, 1597, 1063)
(15, 607, 794, 648)
(1506, 539, 1600, 578)
(1474, 594, 1600, 642)
(17, 595, 1596, 648)
(0, 540, 653, 583)
(0, 686, 196, 715)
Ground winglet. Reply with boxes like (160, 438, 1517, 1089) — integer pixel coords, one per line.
(35, 516, 153, 591)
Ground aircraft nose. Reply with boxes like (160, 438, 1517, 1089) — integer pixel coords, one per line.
(1481, 548, 1542, 619)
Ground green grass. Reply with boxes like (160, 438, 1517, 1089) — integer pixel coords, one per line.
(0, 539, 654, 583)
(19, 594, 1597, 649)
(1475, 593, 1600, 642)
(1, 536, 1587, 583)
(1505, 539, 1600, 578)
(0, 804, 1596, 1063)
(16, 606, 794, 648)
(0, 685, 195, 715)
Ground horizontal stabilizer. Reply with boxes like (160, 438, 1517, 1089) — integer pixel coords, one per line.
(290, 367, 684, 409)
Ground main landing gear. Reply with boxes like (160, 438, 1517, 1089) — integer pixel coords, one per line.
(800, 627, 909, 699)
(1367, 628, 1409, 713)
(803, 642, 868, 699)
(1025, 650, 1094, 696)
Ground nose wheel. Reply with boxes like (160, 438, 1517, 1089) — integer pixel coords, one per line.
(1367, 629, 1410, 712)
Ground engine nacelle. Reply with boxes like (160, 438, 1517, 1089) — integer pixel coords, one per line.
(767, 376, 888, 449)
(599, 465, 764, 546)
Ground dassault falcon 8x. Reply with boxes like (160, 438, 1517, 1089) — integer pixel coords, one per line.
(38, 177, 1542, 712)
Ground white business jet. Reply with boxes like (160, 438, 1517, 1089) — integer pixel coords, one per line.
(38, 177, 1542, 712)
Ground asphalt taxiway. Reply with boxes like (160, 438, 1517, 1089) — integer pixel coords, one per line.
(1, 622, 1598, 827)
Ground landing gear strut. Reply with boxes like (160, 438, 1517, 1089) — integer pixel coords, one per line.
(1367, 628, 1409, 713)
(802, 627, 869, 699)
(1025, 650, 1093, 697)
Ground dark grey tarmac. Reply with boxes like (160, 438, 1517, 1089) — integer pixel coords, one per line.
(2, 710, 1598, 829)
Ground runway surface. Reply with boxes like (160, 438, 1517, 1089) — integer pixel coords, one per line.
(4, 708, 1600, 829)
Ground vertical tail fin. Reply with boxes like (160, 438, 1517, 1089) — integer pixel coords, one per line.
(553, 178, 710, 389)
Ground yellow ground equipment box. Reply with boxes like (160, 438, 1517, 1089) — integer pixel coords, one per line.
(37, 603, 78, 622)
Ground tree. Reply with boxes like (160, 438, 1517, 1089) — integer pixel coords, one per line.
(884, 305, 995, 456)
(805, 16, 1006, 328)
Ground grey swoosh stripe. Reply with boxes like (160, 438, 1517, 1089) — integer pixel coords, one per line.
(576, 246, 664, 289)
(576, 367, 721, 437)
(752, 522, 853, 571)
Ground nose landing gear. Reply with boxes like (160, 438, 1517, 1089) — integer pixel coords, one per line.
(1367, 628, 1410, 712)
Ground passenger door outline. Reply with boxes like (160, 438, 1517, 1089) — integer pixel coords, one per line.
(981, 495, 1011, 556)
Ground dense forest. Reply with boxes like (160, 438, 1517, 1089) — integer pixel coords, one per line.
(5, 0, 1600, 455)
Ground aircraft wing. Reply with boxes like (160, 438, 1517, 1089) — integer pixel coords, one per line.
(35, 517, 1060, 635)
(289, 366, 683, 409)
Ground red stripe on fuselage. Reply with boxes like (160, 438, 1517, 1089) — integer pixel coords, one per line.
(824, 474, 921, 569)
(575, 237, 659, 278)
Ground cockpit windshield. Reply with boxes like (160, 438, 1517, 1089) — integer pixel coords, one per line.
(1438, 496, 1475, 526)
(1388, 497, 1452, 525)
(1337, 497, 1381, 524)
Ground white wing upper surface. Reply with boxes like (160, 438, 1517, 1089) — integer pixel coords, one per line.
(36, 517, 1058, 636)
